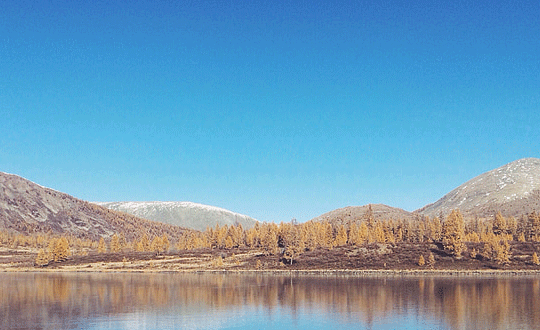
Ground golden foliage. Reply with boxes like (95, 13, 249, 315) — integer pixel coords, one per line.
(418, 255, 425, 266)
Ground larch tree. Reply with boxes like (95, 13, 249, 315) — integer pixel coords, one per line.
(110, 234, 121, 253)
(492, 212, 508, 236)
(442, 209, 466, 257)
(53, 237, 70, 262)
(98, 237, 107, 253)
(35, 248, 49, 267)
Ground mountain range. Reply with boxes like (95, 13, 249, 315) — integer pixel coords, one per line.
(311, 158, 540, 223)
(0, 172, 187, 240)
(1, 157, 539, 238)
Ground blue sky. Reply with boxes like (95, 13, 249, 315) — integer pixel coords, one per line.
(1, 0, 539, 222)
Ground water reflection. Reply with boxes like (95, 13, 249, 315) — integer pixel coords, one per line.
(1, 272, 539, 329)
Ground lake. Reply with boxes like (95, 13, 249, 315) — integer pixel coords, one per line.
(1, 272, 539, 329)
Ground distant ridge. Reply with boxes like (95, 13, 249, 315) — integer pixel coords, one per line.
(311, 158, 540, 223)
(95, 201, 258, 231)
(0, 172, 187, 240)
(310, 204, 415, 224)
(416, 158, 540, 218)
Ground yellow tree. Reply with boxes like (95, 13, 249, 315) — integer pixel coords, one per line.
(110, 234, 121, 253)
(161, 234, 170, 253)
(98, 237, 107, 253)
(151, 236, 163, 254)
(334, 224, 348, 247)
(442, 210, 466, 257)
(260, 223, 279, 255)
(35, 249, 49, 267)
(492, 212, 508, 236)
(53, 237, 70, 262)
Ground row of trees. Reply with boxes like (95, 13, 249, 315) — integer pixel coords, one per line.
(173, 209, 540, 264)
(3, 208, 540, 266)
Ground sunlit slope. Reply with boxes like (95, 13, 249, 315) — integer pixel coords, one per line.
(416, 158, 540, 218)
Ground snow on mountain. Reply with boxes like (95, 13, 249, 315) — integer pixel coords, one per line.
(416, 158, 540, 218)
(95, 201, 258, 231)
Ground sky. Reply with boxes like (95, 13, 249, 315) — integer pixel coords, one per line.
(1, 0, 539, 223)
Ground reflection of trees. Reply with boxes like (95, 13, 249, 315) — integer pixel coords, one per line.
(1, 273, 539, 329)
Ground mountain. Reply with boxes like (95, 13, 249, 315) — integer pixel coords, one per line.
(310, 204, 415, 224)
(95, 201, 258, 231)
(416, 158, 540, 219)
(0, 172, 187, 240)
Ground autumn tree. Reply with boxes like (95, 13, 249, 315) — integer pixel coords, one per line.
(442, 210, 466, 257)
(427, 252, 435, 267)
(334, 224, 348, 247)
(161, 234, 170, 252)
(418, 255, 425, 266)
(527, 212, 540, 242)
(98, 237, 107, 253)
(53, 237, 70, 262)
(532, 252, 540, 266)
(110, 234, 121, 253)
(492, 212, 508, 236)
(35, 249, 49, 267)
(151, 236, 163, 255)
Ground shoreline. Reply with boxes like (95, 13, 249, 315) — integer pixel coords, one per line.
(3, 266, 540, 277)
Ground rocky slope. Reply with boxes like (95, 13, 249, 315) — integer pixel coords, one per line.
(310, 204, 415, 224)
(416, 158, 540, 218)
(0, 172, 187, 240)
(95, 201, 258, 231)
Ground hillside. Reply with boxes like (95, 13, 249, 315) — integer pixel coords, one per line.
(0, 172, 188, 240)
(95, 201, 258, 231)
(310, 204, 415, 224)
(416, 158, 540, 219)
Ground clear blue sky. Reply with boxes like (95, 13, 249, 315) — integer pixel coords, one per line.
(1, 0, 539, 222)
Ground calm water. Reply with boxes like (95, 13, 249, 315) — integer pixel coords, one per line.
(1, 272, 539, 330)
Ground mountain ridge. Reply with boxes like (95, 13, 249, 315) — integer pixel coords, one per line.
(0, 172, 187, 240)
(415, 157, 540, 218)
(95, 201, 258, 231)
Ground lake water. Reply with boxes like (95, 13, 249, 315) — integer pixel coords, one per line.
(1, 272, 539, 329)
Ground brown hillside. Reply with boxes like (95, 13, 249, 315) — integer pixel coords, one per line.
(310, 204, 415, 224)
(0, 172, 189, 240)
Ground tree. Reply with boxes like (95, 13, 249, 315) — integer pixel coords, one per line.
(442, 210, 466, 257)
(418, 255, 425, 266)
(492, 212, 507, 236)
(527, 212, 540, 242)
(35, 249, 49, 267)
(532, 252, 540, 265)
(110, 234, 121, 253)
(53, 237, 70, 262)
(151, 236, 163, 255)
(98, 237, 107, 253)
(334, 224, 348, 247)
(161, 234, 170, 253)
(427, 252, 435, 267)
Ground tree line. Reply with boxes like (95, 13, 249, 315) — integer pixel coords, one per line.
(2, 207, 540, 267)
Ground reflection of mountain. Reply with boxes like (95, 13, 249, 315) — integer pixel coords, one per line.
(1, 273, 539, 330)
